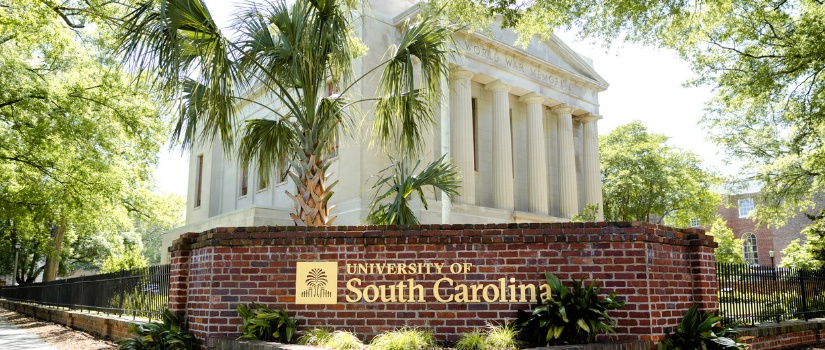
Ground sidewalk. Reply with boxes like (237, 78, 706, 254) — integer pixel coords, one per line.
(0, 313, 61, 350)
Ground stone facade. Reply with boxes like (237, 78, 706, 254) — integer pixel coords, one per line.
(160, 0, 609, 263)
(166, 222, 717, 345)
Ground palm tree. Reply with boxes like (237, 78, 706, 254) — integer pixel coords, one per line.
(367, 153, 460, 225)
(119, 0, 455, 226)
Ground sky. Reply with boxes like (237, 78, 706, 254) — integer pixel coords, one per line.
(153, 1, 725, 197)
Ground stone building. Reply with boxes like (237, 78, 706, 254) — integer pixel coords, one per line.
(161, 0, 609, 262)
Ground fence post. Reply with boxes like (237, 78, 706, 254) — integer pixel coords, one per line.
(118, 269, 125, 317)
(800, 269, 809, 321)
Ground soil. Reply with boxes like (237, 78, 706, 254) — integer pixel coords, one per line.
(0, 307, 117, 350)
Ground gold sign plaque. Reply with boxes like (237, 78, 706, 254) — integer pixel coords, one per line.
(295, 261, 338, 304)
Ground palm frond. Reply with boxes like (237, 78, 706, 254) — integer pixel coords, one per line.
(239, 118, 297, 181)
(367, 154, 461, 225)
(373, 17, 455, 155)
(119, 0, 238, 151)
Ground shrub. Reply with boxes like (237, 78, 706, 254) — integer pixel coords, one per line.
(299, 328, 364, 350)
(109, 290, 168, 320)
(237, 303, 298, 343)
(456, 323, 521, 350)
(485, 323, 519, 350)
(455, 330, 488, 350)
(117, 309, 198, 350)
(370, 328, 437, 350)
(516, 272, 625, 346)
(657, 305, 747, 350)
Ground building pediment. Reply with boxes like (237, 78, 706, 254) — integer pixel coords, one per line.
(393, 6, 609, 98)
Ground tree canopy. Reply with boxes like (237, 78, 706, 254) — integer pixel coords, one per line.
(600, 121, 720, 227)
(708, 218, 747, 265)
(0, 0, 172, 282)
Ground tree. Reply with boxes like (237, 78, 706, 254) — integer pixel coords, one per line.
(0, 0, 167, 281)
(780, 239, 821, 270)
(366, 154, 460, 225)
(707, 218, 747, 265)
(600, 121, 720, 227)
(118, 0, 456, 226)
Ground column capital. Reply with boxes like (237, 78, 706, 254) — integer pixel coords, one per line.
(451, 68, 474, 80)
(551, 104, 574, 114)
(484, 80, 511, 92)
(519, 93, 545, 104)
(578, 113, 603, 123)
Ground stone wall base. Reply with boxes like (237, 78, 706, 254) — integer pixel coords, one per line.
(739, 319, 825, 349)
(0, 299, 136, 341)
(208, 338, 654, 350)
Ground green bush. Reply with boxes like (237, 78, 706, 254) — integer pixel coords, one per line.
(117, 309, 198, 350)
(516, 272, 625, 346)
(237, 303, 298, 343)
(299, 328, 364, 350)
(657, 306, 746, 350)
(370, 328, 437, 350)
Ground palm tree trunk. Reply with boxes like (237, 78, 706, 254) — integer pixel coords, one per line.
(286, 154, 336, 226)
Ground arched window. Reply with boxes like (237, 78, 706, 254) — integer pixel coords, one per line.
(742, 233, 758, 265)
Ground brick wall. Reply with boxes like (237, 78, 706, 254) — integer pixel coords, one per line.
(167, 222, 718, 347)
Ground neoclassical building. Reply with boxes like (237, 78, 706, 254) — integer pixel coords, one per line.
(161, 0, 608, 262)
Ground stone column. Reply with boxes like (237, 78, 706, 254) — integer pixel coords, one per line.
(520, 93, 548, 215)
(450, 69, 475, 206)
(580, 114, 604, 221)
(439, 75, 451, 223)
(485, 80, 514, 212)
(553, 105, 578, 218)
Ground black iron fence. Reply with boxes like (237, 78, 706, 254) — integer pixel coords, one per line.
(717, 262, 825, 325)
(0, 264, 170, 321)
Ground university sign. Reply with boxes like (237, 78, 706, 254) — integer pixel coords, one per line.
(295, 261, 551, 305)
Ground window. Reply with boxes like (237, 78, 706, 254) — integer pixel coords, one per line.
(690, 218, 700, 227)
(326, 82, 340, 158)
(258, 168, 268, 191)
(742, 233, 758, 265)
(472, 98, 478, 171)
(239, 165, 249, 197)
(738, 198, 754, 218)
(195, 154, 203, 208)
(278, 156, 290, 184)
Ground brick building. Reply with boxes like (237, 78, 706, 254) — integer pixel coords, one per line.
(716, 192, 822, 265)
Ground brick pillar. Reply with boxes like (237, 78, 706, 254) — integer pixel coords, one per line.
(168, 233, 194, 314)
(689, 232, 719, 311)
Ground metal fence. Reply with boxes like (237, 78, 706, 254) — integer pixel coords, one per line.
(0, 264, 170, 321)
(717, 262, 825, 325)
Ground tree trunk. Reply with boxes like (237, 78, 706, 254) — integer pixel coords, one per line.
(286, 154, 336, 226)
(43, 223, 66, 281)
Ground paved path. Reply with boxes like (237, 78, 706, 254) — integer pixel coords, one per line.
(0, 314, 60, 350)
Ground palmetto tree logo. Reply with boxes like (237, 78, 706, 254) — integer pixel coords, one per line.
(296, 262, 337, 304)
(302, 268, 332, 298)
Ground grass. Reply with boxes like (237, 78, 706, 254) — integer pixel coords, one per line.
(370, 328, 437, 350)
(455, 330, 488, 350)
(455, 324, 520, 350)
(299, 328, 364, 350)
(485, 324, 519, 350)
